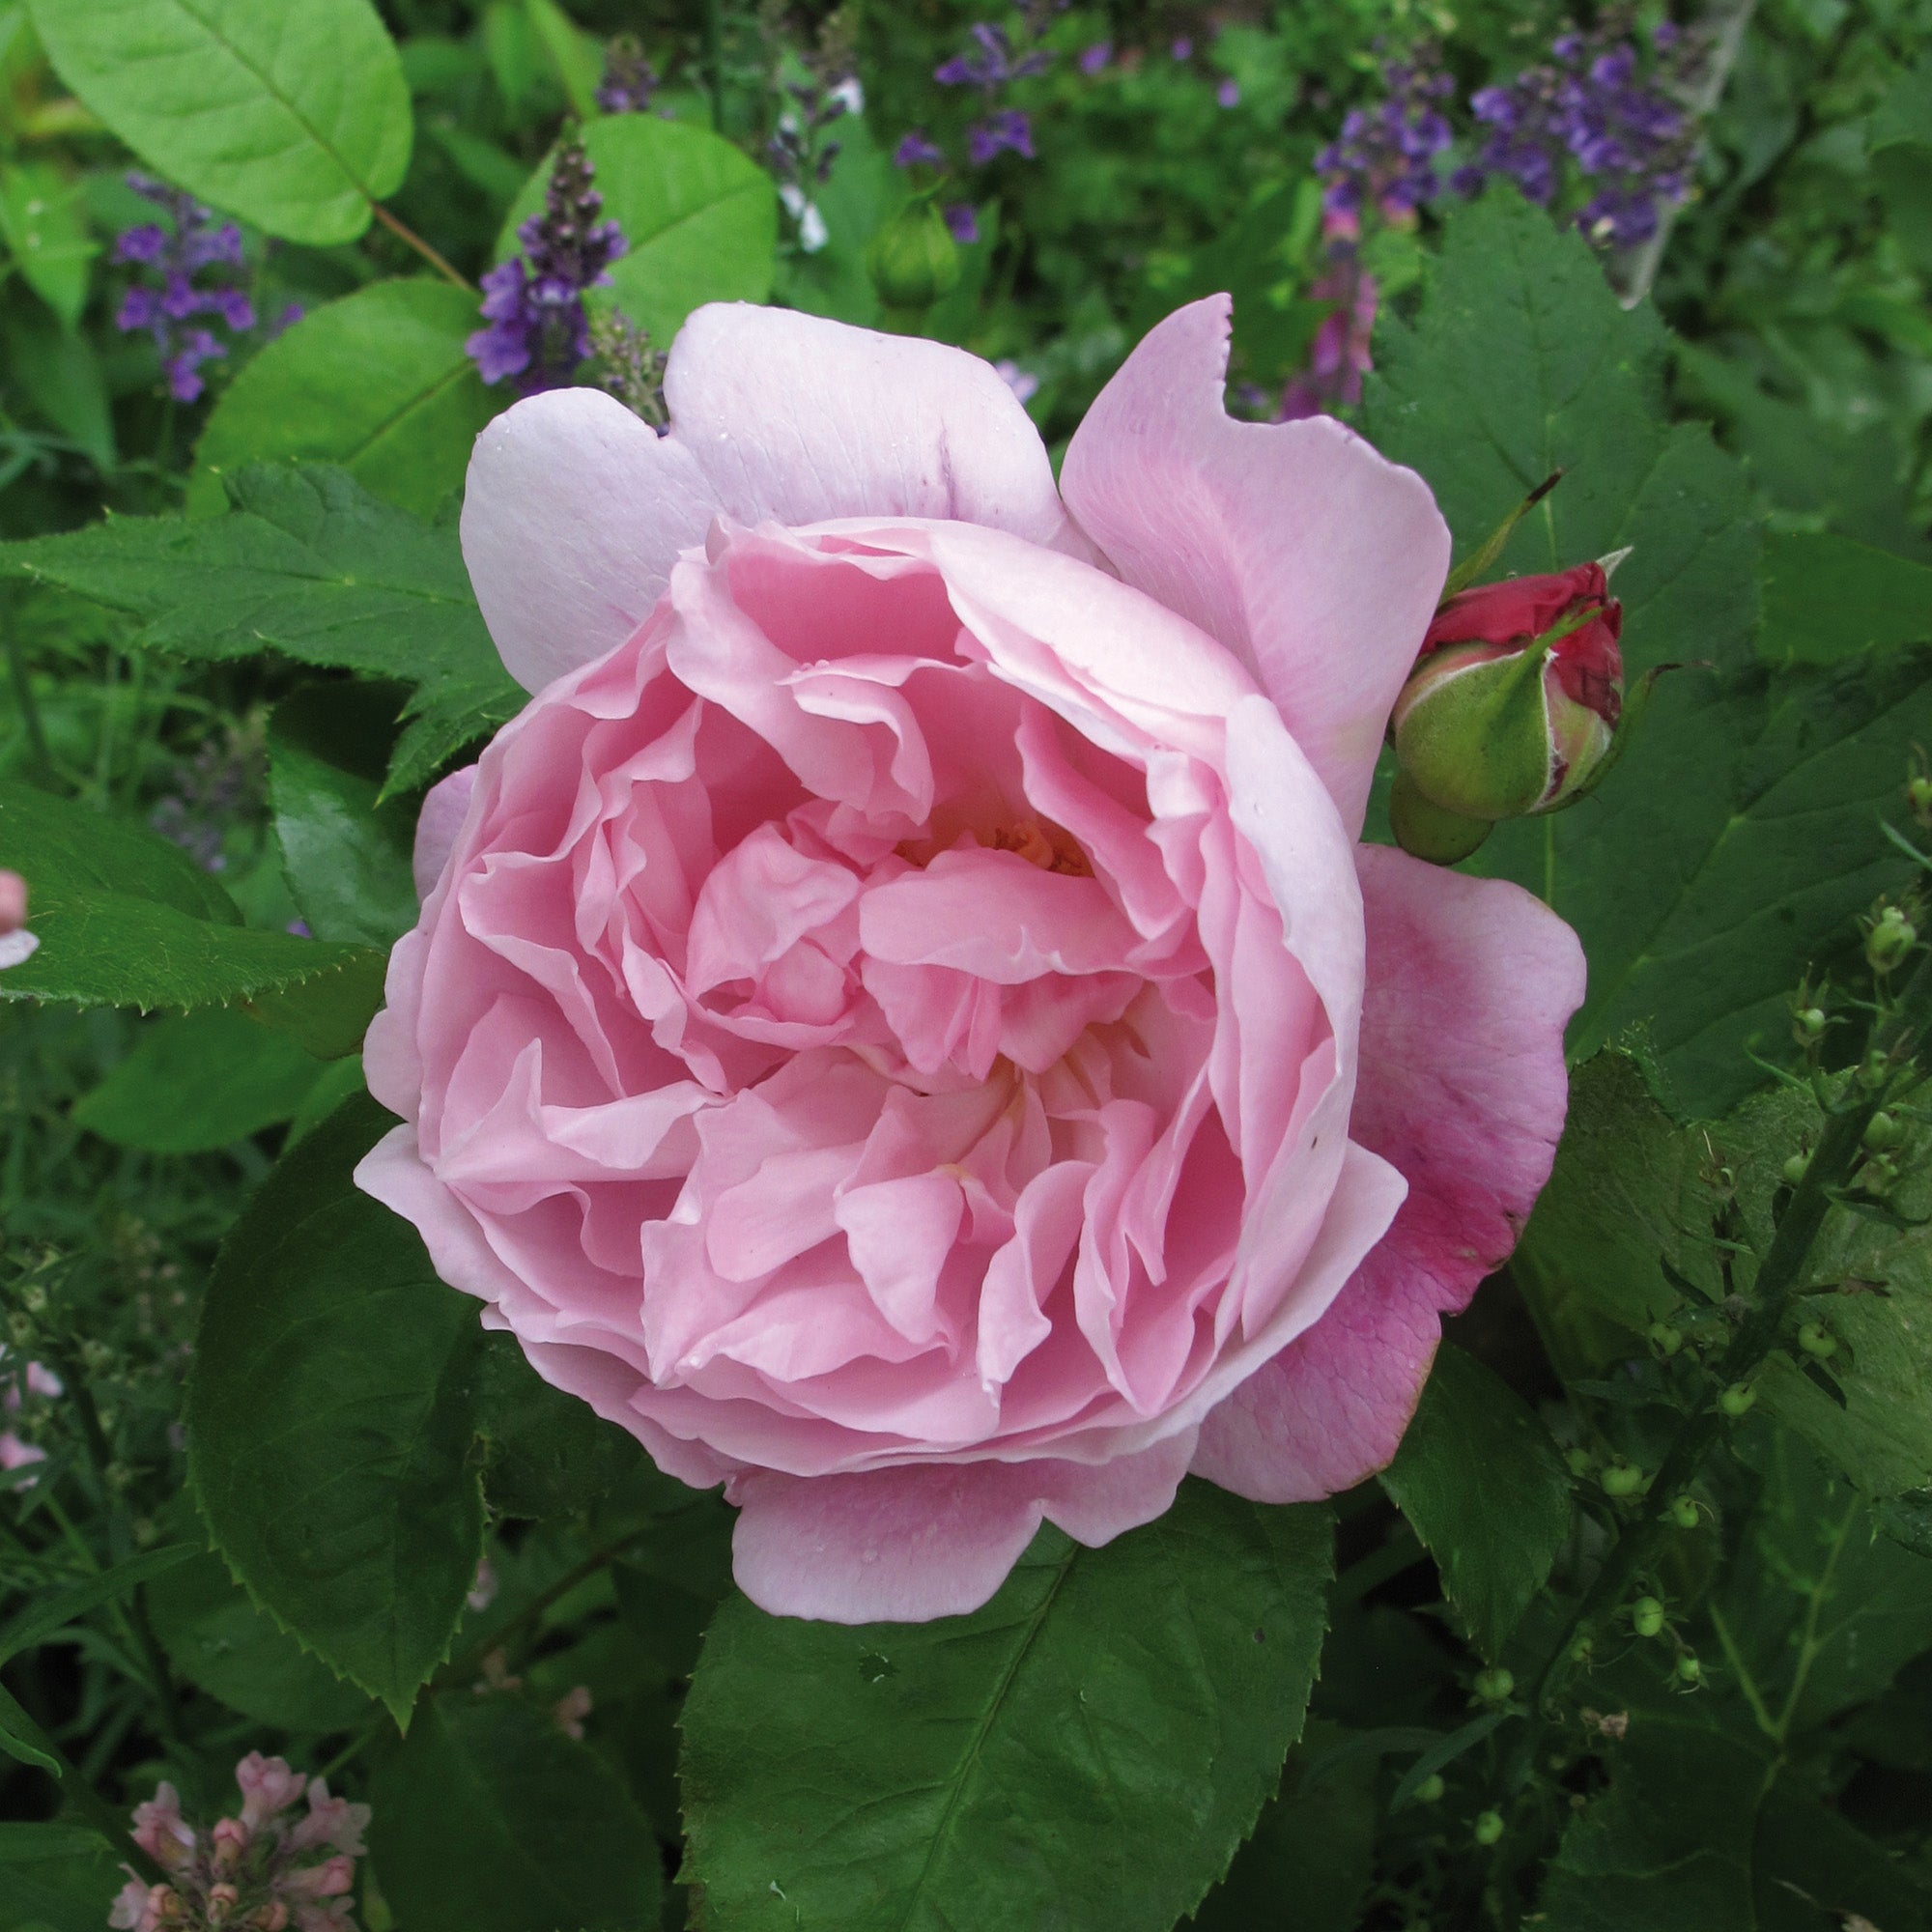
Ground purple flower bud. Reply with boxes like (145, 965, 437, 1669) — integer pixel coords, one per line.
(1171, 37, 1192, 60)
(1079, 42, 1111, 74)
(1217, 78, 1240, 108)
(943, 202, 980, 243)
(115, 223, 167, 264)
(968, 108, 1034, 165)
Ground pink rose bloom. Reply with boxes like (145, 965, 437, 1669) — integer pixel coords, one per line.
(357, 298, 1584, 1622)
(0, 867, 37, 971)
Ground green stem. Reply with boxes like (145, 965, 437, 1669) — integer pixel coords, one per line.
(1528, 946, 1932, 1724)
(5, 616, 51, 780)
(369, 203, 473, 292)
(19, 1719, 164, 1883)
(704, 0, 726, 133)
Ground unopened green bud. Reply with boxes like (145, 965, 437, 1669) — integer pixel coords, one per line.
(1387, 769, 1491, 864)
(1675, 1653, 1703, 1687)
(1564, 1445, 1595, 1479)
(19, 1283, 47, 1316)
(1863, 1110, 1903, 1151)
(1867, 905, 1917, 974)
(80, 1338, 112, 1374)
(1645, 1321, 1682, 1358)
(6, 1313, 33, 1349)
(1631, 1596, 1665, 1638)
(1473, 1809, 1505, 1847)
(1569, 1635, 1594, 1663)
(1415, 1773, 1446, 1804)
(1780, 1152, 1808, 1187)
(1859, 1049, 1890, 1092)
(1718, 1380, 1757, 1418)
(1792, 1006, 1827, 1046)
(1910, 774, 1932, 823)
(1600, 1459, 1644, 1498)
(1797, 1321, 1837, 1360)
(1668, 1494, 1700, 1530)
(1474, 1666, 1515, 1704)
(867, 200, 961, 311)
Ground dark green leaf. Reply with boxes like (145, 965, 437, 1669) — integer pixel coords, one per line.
(268, 680, 421, 949)
(71, 1009, 327, 1151)
(1759, 530, 1932, 665)
(499, 115, 776, 346)
(1878, 1490, 1932, 1560)
(27, 0, 412, 246)
(473, 1332, 648, 1522)
(369, 1693, 663, 1932)
(1512, 1049, 1722, 1378)
(1189, 1721, 1377, 1932)
(146, 1505, 374, 1732)
(1710, 1434, 1932, 1733)
(0, 1681, 61, 1776)
(186, 1092, 486, 1723)
(1480, 645, 1932, 1115)
(0, 1823, 124, 1932)
(0, 779, 383, 1020)
(1378, 1345, 1573, 1660)
(1540, 1709, 1932, 1931)
(1, 464, 524, 795)
(187, 281, 499, 522)
(680, 1485, 1332, 1932)
(1364, 186, 1761, 688)
(1385, 1710, 1508, 1811)
(0, 1544, 193, 1665)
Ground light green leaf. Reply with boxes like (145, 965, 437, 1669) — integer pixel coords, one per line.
(0, 160, 95, 329)
(3, 308, 115, 469)
(71, 1008, 326, 1151)
(1, 463, 524, 795)
(522, 0, 598, 118)
(27, 0, 412, 246)
(186, 1092, 486, 1723)
(680, 1486, 1332, 1932)
(370, 1694, 662, 1931)
(188, 281, 498, 521)
(1378, 1344, 1574, 1661)
(499, 114, 777, 347)
(268, 679, 420, 949)
(0, 779, 384, 1023)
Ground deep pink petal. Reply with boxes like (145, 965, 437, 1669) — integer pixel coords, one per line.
(663, 303, 1067, 543)
(461, 387, 722, 694)
(1060, 296, 1451, 836)
(1192, 846, 1585, 1501)
(726, 1431, 1197, 1622)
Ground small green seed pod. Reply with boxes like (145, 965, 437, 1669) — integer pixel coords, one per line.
(1718, 1380, 1757, 1418)
(1473, 1809, 1505, 1847)
(1600, 1460, 1645, 1498)
(1668, 1494, 1700, 1530)
(1415, 1774, 1446, 1804)
(1631, 1595, 1665, 1638)
(1473, 1666, 1515, 1704)
(1646, 1321, 1683, 1358)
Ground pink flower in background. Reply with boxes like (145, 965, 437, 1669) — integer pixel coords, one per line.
(0, 1352, 60, 1477)
(0, 867, 38, 971)
(358, 296, 1584, 1623)
(109, 1753, 368, 1932)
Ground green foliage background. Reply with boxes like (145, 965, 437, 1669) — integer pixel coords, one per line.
(1, 2, 1930, 1929)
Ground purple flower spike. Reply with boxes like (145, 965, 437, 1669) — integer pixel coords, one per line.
(467, 132, 629, 394)
(968, 108, 1034, 165)
(895, 129, 947, 169)
(113, 171, 259, 401)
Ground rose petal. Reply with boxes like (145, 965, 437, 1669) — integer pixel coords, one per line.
(1060, 295, 1451, 836)
(1192, 846, 1584, 1500)
(461, 386, 723, 694)
(664, 303, 1068, 543)
(726, 1431, 1198, 1622)
(412, 765, 477, 902)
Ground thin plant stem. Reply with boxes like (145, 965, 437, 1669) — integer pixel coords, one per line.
(5, 616, 51, 780)
(369, 203, 474, 291)
(1523, 946, 1932, 1743)
(705, 0, 727, 134)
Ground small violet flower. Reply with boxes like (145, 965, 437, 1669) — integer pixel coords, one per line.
(108, 1752, 369, 1932)
(894, 129, 947, 169)
(595, 35, 657, 115)
(943, 203, 980, 244)
(112, 174, 256, 404)
(0, 1346, 59, 1477)
(0, 868, 38, 973)
(1078, 42, 1111, 75)
(467, 133, 626, 394)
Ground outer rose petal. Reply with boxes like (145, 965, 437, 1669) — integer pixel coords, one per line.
(1192, 846, 1585, 1502)
(727, 1432, 1198, 1623)
(1060, 295, 1451, 838)
(664, 303, 1068, 544)
(461, 387, 723, 693)
(412, 764, 476, 902)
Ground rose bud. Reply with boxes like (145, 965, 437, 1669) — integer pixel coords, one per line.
(867, 199, 962, 312)
(1388, 562, 1624, 862)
